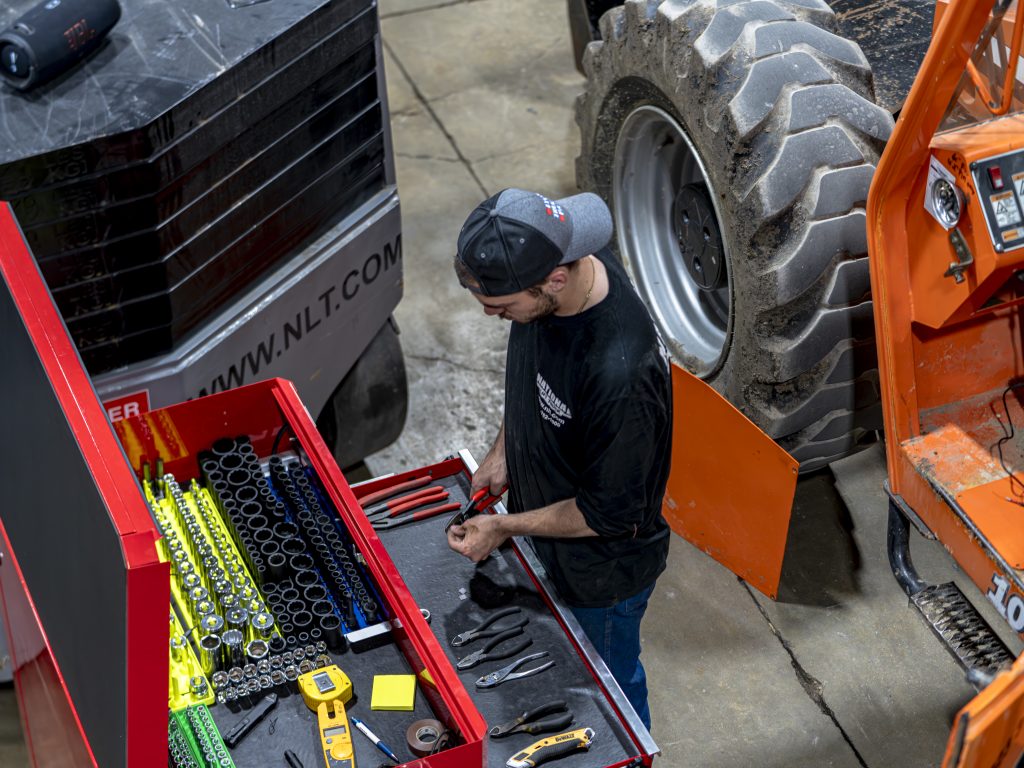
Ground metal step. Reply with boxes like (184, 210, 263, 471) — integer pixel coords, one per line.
(912, 582, 1015, 678)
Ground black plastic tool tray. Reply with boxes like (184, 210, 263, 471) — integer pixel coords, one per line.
(365, 466, 643, 768)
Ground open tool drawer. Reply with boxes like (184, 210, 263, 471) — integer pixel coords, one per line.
(0, 203, 486, 767)
(354, 457, 659, 768)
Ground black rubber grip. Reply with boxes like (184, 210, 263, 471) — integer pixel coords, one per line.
(527, 738, 588, 766)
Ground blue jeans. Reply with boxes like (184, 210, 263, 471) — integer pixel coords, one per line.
(569, 584, 655, 731)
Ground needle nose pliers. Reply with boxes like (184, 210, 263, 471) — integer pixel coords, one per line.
(365, 485, 449, 519)
(456, 627, 532, 670)
(451, 607, 528, 647)
(488, 701, 573, 738)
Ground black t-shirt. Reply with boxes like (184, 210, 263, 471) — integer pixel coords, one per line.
(503, 247, 672, 608)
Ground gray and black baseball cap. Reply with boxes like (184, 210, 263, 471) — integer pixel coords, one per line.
(455, 189, 613, 296)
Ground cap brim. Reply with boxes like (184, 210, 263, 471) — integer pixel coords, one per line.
(558, 192, 613, 264)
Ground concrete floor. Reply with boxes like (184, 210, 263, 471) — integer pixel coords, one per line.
(0, 2, 1017, 767)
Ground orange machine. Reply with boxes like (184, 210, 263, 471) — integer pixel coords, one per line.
(868, 0, 1024, 763)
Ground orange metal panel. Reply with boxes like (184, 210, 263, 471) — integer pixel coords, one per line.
(943, 652, 1024, 768)
(663, 364, 798, 599)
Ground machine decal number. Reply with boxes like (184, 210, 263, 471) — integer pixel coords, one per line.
(986, 573, 1024, 632)
(991, 191, 1022, 228)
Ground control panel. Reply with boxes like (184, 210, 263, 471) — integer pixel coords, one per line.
(972, 149, 1024, 252)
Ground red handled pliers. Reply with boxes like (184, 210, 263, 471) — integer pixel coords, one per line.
(444, 485, 508, 533)
(371, 502, 461, 530)
(365, 485, 449, 519)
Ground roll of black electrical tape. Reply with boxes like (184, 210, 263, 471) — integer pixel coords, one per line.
(407, 719, 443, 757)
(0, 0, 121, 91)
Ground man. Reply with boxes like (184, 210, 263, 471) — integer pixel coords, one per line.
(447, 188, 672, 730)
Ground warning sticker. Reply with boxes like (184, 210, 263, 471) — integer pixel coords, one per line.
(1003, 228, 1024, 243)
(991, 190, 1022, 227)
(1014, 172, 1024, 210)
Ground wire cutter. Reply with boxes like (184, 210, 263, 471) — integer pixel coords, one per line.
(488, 700, 573, 739)
(371, 502, 461, 530)
(475, 652, 555, 689)
(444, 485, 509, 533)
(455, 627, 532, 670)
(365, 486, 449, 519)
(451, 607, 529, 647)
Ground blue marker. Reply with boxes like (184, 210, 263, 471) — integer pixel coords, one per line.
(350, 716, 401, 764)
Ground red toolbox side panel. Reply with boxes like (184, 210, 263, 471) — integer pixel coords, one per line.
(0, 203, 168, 768)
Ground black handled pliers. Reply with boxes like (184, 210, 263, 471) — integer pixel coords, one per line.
(450, 607, 528, 647)
(474, 652, 555, 689)
(444, 485, 508, 533)
(455, 627, 531, 670)
(488, 700, 573, 739)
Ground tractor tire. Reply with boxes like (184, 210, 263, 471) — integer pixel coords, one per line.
(576, 0, 894, 470)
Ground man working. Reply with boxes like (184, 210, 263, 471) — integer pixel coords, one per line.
(447, 188, 672, 730)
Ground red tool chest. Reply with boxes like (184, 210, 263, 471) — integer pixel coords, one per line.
(0, 201, 657, 767)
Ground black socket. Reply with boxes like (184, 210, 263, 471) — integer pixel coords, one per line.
(320, 615, 344, 651)
(290, 554, 315, 572)
(292, 611, 313, 630)
(274, 523, 299, 540)
(235, 485, 258, 504)
(310, 628, 322, 642)
(325, 532, 341, 546)
(295, 570, 319, 589)
(253, 528, 273, 546)
(304, 585, 327, 603)
(311, 600, 334, 618)
(286, 600, 306, 618)
(281, 539, 306, 557)
(280, 588, 300, 604)
(212, 438, 237, 456)
(310, 535, 325, 549)
(298, 632, 310, 644)
(269, 635, 287, 654)
(286, 635, 298, 649)
(220, 453, 244, 471)
(268, 553, 287, 581)
(261, 581, 279, 595)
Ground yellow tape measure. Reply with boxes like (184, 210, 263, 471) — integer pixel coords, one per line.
(298, 665, 353, 711)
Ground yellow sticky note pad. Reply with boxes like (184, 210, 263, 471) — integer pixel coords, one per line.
(371, 674, 417, 711)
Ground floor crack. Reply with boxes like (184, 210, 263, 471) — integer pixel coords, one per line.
(743, 581, 870, 767)
(383, 40, 489, 197)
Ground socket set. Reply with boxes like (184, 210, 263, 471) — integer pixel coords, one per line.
(169, 704, 236, 768)
(210, 641, 332, 707)
(153, 433, 390, 717)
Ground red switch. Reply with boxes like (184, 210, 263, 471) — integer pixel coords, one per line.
(989, 166, 1005, 190)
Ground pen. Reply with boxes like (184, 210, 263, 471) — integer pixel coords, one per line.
(350, 715, 401, 764)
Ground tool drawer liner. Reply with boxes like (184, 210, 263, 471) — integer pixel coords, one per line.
(362, 460, 643, 768)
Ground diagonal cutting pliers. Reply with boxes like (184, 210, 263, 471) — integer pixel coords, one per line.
(455, 627, 532, 670)
(444, 485, 509, 533)
(474, 652, 555, 689)
(451, 607, 529, 647)
(488, 700, 573, 739)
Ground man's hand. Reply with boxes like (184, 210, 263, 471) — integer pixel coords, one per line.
(447, 514, 509, 562)
(472, 422, 507, 495)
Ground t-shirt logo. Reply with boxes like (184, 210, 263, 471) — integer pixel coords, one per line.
(537, 373, 571, 428)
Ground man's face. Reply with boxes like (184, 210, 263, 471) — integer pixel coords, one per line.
(473, 285, 557, 323)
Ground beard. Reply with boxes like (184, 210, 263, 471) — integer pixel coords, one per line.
(520, 290, 558, 323)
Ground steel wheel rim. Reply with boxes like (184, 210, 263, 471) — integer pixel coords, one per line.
(612, 105, 731, 376)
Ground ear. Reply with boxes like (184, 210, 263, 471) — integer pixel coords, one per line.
(544, 266, 570, 294)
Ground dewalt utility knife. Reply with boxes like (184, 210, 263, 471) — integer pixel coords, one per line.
(505, 727, 595, 768)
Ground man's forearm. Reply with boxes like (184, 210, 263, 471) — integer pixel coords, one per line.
(494, 498, 597, 539)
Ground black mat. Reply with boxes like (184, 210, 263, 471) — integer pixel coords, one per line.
(371, 471, 642, 768)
